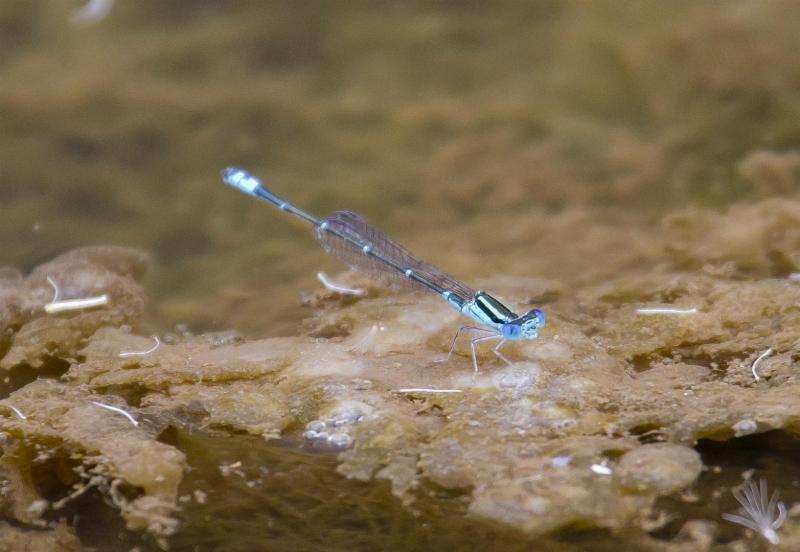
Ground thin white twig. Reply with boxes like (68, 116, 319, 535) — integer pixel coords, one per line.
(71, 0, 114, 25)
(90, 401, 139, 427)
(393, 388, 463, 394)
(635, 307, 698, 315)
(119, 336, 161, 357)
(2, 404, 27, 420)
(45, 294, 108, 314)
(317, 272, 367, 296)
(46, 276, 60, 303)
(751, 348, 773, 382)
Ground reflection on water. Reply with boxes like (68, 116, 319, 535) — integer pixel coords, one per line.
(168, 430, 541, 552)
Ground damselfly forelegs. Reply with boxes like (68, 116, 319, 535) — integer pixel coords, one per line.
(446, 325, 514, 373)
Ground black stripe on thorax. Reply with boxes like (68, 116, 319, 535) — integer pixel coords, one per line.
(473, 292, 517, 324)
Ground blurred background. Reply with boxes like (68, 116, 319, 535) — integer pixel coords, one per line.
(2, 0, 800, 335)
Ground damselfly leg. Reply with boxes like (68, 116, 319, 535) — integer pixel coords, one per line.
(447, 325, 494, 361)
(447, 325, 513, 372)
(492, 338, 512, 367)
(470, 334, 505, 373)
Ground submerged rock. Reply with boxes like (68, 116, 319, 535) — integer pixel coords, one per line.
(0, 246, 149, 370)
(2, 241, 800, 548)
(617, 444, 702, 494)
(0, 379, 185, 537)
(0, 521, 85, 551)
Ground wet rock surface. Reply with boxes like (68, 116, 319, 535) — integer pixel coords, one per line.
(2, 238, 800, 550)
(4, 2, 800, 550)
(617, 444, 702, 494)
(0, 246, 148, 370)
(0, 521, 85, 552)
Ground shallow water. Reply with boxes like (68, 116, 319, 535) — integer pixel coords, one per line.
(3, 1, 800, 550)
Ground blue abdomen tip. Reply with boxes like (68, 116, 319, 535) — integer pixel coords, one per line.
(221, 167, 260, 194)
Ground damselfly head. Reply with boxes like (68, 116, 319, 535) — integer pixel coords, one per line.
(502, 308, 546, 340)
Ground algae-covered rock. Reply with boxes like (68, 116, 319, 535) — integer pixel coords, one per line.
(0, 521, 86, 552)
(0, 246, 149, 369)
(3, 241, 800, 547)
(70, 326, 287, 389)
(5, 209, 800, 551)
(0, 379, 185, 538)
(42, 253, 800, 542)
(663, 199, 800, 276)
(617, 444, 702, 494)
(469, 469, 651, 536)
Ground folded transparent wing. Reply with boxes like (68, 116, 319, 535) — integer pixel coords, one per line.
(314, 210, 475, 305)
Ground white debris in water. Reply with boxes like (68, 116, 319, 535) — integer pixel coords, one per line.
(551, 456, 572, 468)
(635, 307, 698, 315)
(2, 404, 26, 420)
(47, 276, 60, 302)
(303, 423, 354, 449)
(26, 499, 49, 517)
(348, 324, 381, 353)
(306, 420, 326, 433)
(219, 461, 245, 478)
(750, 348, 773, 382)
(89, 401, 139, 427)
(303, 401, 375, 449)
(733, 419, 758, 437)
(119, 336, 161, 357)
(45, 294, 109, 314)
(317, 272, 367, 296)
(393, 388, 463, 394)
(43, 272, 111, 314)
(723, 478, 786, 545)
(590, 463, 613, 476)
(327, 432, 353, 449)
